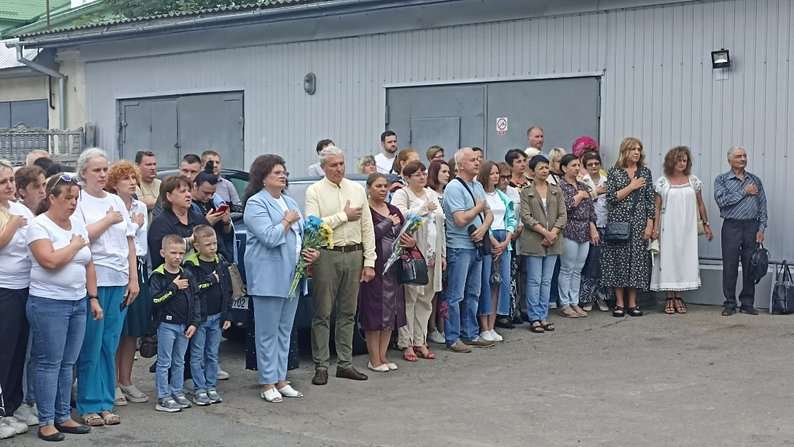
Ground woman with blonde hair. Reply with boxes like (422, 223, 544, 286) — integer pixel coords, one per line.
(600, 138, 655, 317)
(546, 147, 567, 186)
(105, 161, 151, 406)
(651, 146, 712, 314)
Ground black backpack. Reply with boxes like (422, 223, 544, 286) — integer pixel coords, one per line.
(750, 243, 769, 285)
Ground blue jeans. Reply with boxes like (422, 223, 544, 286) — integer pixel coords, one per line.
(559, 238, 590, 307)
(444, 247, 482, 345)
(524, 255, 558, 322)
(27, 296, 87, 427)
(76, 286, 127, 414)
(253, 295, 299, 384)
(480, 230, 512, 316)
(156, 323, 189, 399)
(190, 313, 222, 392)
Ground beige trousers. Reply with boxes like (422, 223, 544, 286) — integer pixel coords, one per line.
(398, 268, 435, 348)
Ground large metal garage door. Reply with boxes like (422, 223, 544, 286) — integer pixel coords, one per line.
(119, 91, 244, 169)
(386, 77, 599, 160)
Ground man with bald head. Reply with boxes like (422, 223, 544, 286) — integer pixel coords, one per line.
(714, 146, 767, 316)
(442, 148, 495, 352)
(527, 126, 544, 151)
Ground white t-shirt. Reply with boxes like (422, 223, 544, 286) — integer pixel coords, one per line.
(275, 196, 302, 260)
(0, 201, 35, 289)
(374, 152, 395, 174)
(74, 191, 134, 287)
(27, 214, 92, 300)
(129, 199, 148, 259)
(485, 191, 506, 231)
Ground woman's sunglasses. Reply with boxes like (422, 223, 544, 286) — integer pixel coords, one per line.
(48, 173, 79, 193)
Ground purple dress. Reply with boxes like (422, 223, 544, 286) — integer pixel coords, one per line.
(358, 204, 407, 332)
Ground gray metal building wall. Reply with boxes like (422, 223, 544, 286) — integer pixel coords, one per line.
(82, 0, 793, 261)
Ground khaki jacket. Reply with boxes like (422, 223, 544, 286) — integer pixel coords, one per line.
(518, 182, 567, 256)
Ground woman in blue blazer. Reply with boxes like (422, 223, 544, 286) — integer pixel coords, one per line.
(243, 154, 319, 403)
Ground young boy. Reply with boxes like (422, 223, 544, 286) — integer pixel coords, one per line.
(149, 234, 201, 413)
(183, 225, 232, 406)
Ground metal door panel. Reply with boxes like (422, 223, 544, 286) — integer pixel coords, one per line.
(409, 116, 460, 157)
(149, 99, 179, 167)
(387, 84, 484, 153)
(486, 77, 600, 160)
(177, 92, 244, 170)
(119, 100, 151, 161)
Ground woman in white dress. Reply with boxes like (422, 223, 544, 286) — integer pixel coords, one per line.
(651, 146, 713, 314)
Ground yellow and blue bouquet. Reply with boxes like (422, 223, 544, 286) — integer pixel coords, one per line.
(288, 215, 333, 299)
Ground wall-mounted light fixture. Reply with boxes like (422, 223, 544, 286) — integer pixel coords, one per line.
(304, 72, 317, 95)
(711, 49, 731, 69)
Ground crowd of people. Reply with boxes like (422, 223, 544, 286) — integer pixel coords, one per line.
(0, 125, 768, 441)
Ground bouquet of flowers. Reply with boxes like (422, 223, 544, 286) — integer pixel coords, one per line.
(383, 212, 427, 274)
(288, 215, 334, 299)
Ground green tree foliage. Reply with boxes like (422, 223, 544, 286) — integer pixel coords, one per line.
(104, 0, 259, 18)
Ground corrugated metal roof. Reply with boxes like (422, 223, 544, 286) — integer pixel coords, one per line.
(13, 0, 325, 38)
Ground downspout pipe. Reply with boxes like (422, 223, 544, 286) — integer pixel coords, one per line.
(11, 43, 66, 129)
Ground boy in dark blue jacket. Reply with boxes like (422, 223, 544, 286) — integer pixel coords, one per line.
(149, 234, 201, 413)
(183, 225, 233, 406)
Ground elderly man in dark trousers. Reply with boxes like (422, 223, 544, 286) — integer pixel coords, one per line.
(305, 145, 376, 385)
(714, 146, 768, 316)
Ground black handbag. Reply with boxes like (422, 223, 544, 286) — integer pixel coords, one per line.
(604, 178, 641, 244)
(399, 247, 429, 285)
(771, 261, 794, 314)
(750, 243, 769, 285)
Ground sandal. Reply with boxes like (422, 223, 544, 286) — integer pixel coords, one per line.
(664, 298, 676, 314)
(260, 387, 283, 403)
(100, 411, 120, 426)
(529, 321, 545, 333)
(402, 347, 418, 362)
(82, 413, 104, 427)
(612, 306, 625, 318)
(414, 345, 436, 360)
(674, 297, 687, 314)
(541, 321, 555, 331)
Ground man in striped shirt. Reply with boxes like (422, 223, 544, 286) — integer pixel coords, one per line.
(714, 146, 768, 316)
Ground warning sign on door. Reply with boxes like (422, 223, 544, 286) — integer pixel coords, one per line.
(496, 117, 508, 135)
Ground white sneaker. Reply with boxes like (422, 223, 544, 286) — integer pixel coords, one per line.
(428, 330, 445, 344)
(217, 369, 230, 381)
(0, 422, 15, 439)
(480, 330, 497, 342)
(0, 417, 28, 435)
(114, 386, 128, 406)
(490, 330, 504, 342)
(13, 403, 38, 426)
(549, 302, 558, 309)
(120, 384, 149, 403)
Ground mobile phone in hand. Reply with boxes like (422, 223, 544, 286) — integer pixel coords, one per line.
(215, 203, 230, 213)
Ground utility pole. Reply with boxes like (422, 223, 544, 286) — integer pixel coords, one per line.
(46, 0, 51, 30)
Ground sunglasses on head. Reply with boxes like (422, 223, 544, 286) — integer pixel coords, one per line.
(49, 173, 79, 192)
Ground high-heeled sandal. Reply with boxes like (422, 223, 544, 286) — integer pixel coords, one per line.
(674, 297, 687, 314)
(664, 298, 676, 314)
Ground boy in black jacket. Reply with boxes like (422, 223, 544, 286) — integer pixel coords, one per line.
(183, 225, 232, 406)
(150, 234, 201, 413)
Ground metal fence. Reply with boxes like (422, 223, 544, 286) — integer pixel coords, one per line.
(0, 124, 85, 166)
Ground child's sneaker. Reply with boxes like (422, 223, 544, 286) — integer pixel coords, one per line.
(155, 398, 182, 413)
(192, 391, 212, 406)
(207, 389, 223, 404)
(173, 394, 192, 409)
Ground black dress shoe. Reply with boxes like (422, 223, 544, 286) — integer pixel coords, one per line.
(38, 429, 65, 442)
(740, 306, 759, 315)
(495, 316, 514, 329)
(311, 368, 328, 386)
(336, 366, 368, 381)
(721, 306, 736, 316)
(55, 423, 91, 435)
(627, 307, 643, 317)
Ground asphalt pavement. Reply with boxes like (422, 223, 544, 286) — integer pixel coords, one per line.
(8, 304, 794, 446)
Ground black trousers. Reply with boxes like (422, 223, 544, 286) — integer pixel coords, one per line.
(0, 288, 29, 417)
(721, 219, 759, 308)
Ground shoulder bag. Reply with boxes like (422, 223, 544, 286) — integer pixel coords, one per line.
(454, 177, 492, 257)
(604, 189, 639, 244)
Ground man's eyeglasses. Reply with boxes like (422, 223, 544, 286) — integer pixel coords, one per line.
(49, 173, 79, 192)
